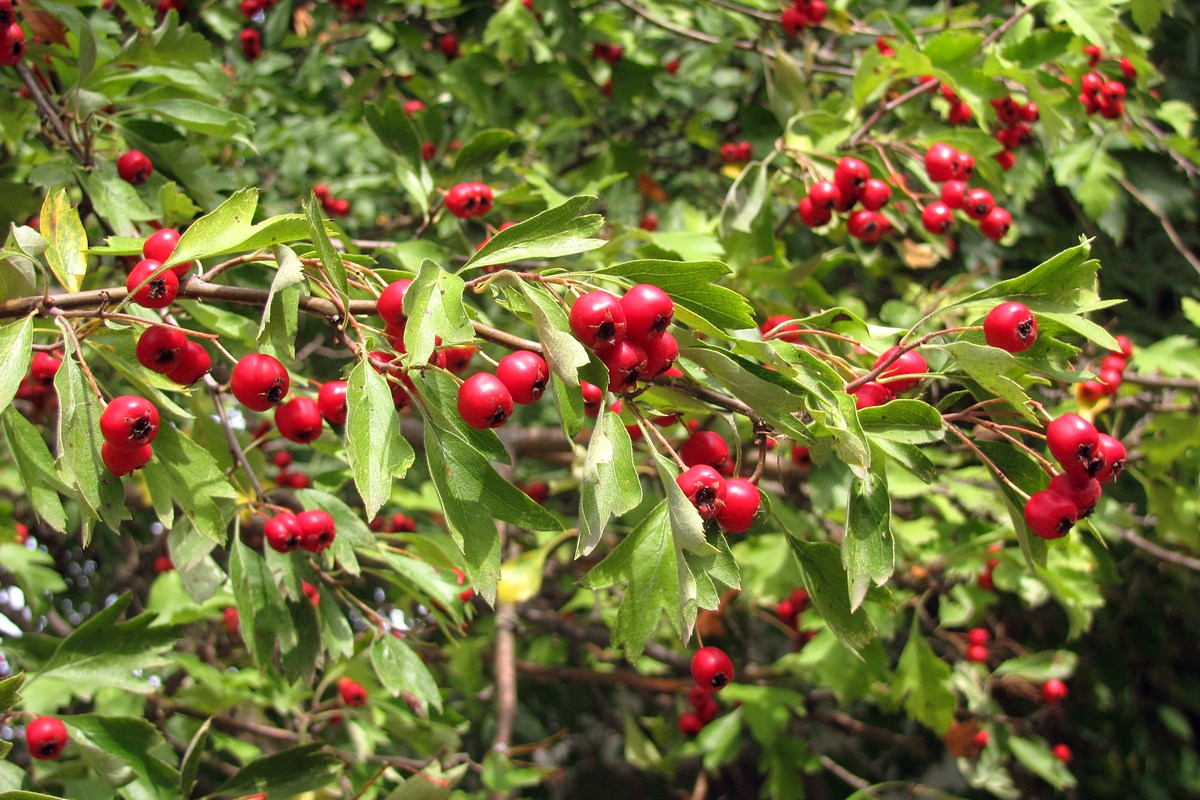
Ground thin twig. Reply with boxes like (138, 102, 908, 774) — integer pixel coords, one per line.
(1107, 525, 1200, 572)
(16, 62, 86, 163)
(205, 375, 264, 498)
(1118, 178, 1200, 278)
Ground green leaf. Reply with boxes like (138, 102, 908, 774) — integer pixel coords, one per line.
(952, 241, 1098, 309)
(577, 404, 643, 556)
(844, 443, 894, 611)
(720, 161, 769, 234)
(230, 534, 292, 670)
(65, 714, 178, 791)
(403, 259, 473, 369)
(1131, 0, 1172, 32)
(937, 342, 1036, 423)
(1009, 736, 1078, 789)
(514, 280, 590, 390)
(257, 244, 306, 357)
(40, 189, 88, 292)
(0, 673, 24, 714)
(1044, 0, 1119, 48)
(785, 538, 876, 657)
(180, 717, 212, 799)
(464, 196, 606, 270)
(143, 424, 238, 545)
(150, 98, 253, 137)
(163, 189, 308, 269)
(597, 261, 756, 335)
(305, 194, 349, 300)
(894, 615, 956, 734)
(346, 358, 413, 521)
(453, 129, 516, 176)
(0, 315, 34, 423)
(365, 98, 424, 165)
(371, 634, 443, 714)
(992, 650, 1078, 681)
(858, 399, 945, 444)
(873, 438, 936, 484)
(211, 744, 343, 800)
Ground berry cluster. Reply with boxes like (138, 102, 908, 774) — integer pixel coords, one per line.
(313, 184, 351, 217)
(264, 509, 338, 554)
(99, 395, 160, 475)
(445, 182, 494, 219)
(370, 512, 416, 533)
(780, 0, 827, 36)
(921, 143, 1011, 242)
(798, 157, 894, 244)
(0, 0, 26, 67)
(675, 466, 761, 533)
(931, 79, 974, 126)
(990, 95, 1039, 171)
(1024, 413, 1127, 539)
(1077, 71, 1127, 119)
(271, 450, 310, 489)
(963, 627, 991, 663)
(456, 349, 549, 430)
(569, 285, 679, 394)
(850, 346, 928, 409)
(1079, 335, 1134, 402)
(118, 149, 153, 186)
(592, 42, 622, 64)
(16, 350, 62, 419)
(719, 141, 753, 165)
(678, 646, 734, 737)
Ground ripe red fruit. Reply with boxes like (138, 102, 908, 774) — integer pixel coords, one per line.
(1080, 72, 1104, 96)
(318, 380, 349, 425)
(665, 59, 680, 75)
(117, 150, 153, 185)
(760, 314, 801, 343)
(642, 331, 679, 376)
(328, 198, 350, 217)
(127, 259, 179, 309)
(858, 178, 891, 211)
(100, 395, 160, 451)
(403, 99, 426, 116)
(967, 628, 991, 646)
(0, 22, 24, 66)
(143, 228, 182, 267)
(272, 450, 293, 469)
(264, 512, 302, 553)
(1112, 335, 1134, 359)
(1041, 678, 1068, 705)
(302, 580, 321, 606)
(678, 711, 704, 737)
(1100, 354, 1128, 374)
(102, 441, 153, 476)
(964, 644, 989, 663)
(690, 646, 735, 691)
(983, 301, 1038, 353)
(439, 33, 460, 58)
(26, 716, 68, 760)
(1094, 433, 1126, 483)
(874, 347, 927, 393)
(994, 150, 1016, 172)
(947, 99, 973, 125)
(963, 188, 995, 221)
(806, 0, 828, 24)
(1046, 413, 1102, 479)
(676, 465, 727, 520)
(797, 197, 832, 227)
(950, 151, 975, 180)
(599, 340, 648, 392)
(876, 36, 895, 56)
(834, 157, 870, 202)
(223, 607, 240, 636)
(941, 180, 967, 209)
(136, 325, 188, 374)
(274, 397, 324, 443)
(239, 0, 261, 16)
(680, 431, 730, 470)
(620, 284, 675, 343)
(376, 279, 412, 330)
(231, 354, 290, 412)
(30, 351, 62, 384)
(807, 180, 842, 211)
(570, 290, 627, 351)
(791, 445, 811, 470)
(638, 213, 659, 232)
(457, 372, 514, 429)
(1083, 43, 1102, 66)
(1120, 57, 1136, 81)
(154, 555, 173, 573)
(239, 27, 261, 60)
(924, 143, 956, 182)
(296, 509, 336, 552)
(168, 341, 211, 386)
(717, 478, 761, 533)
(0, 2, 13, 28)
(847, 209, 888, 243)
(1024, 490, 1078, 540)
(581, 381, 603, 417)
(1048, 473, 1102, 518)
(439, 346, 475, 373)
(1079, 380, 1106, 403)
(921, 201, 954, 235)
(496, 351, 549, 404)
(1102, 80, 1126, 102)
(1098, 368, 1123, 394)
(850, 381, 891, 409)
(445, 182, 494, 219)
(1052, 743, 1073, 763)
(979, 207, 1012, 241)
(338, 677, 368, 707)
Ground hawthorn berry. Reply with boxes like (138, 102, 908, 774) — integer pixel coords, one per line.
(440, 346, 476, 373)
(620, 284, 674, 342)
(950, 151, 975, 180)
(979, 207, 1012, 241)
(924, 143, 957, 182)
(717, 478, 760, 533)
(1079, 380, 1106, 403)
(223, 607, 240, 636)
(0, 1, 13, 28)
(791, 445, 811, 470)
(599, 340, 648, 393)
(102, 441, 153, 476)
(781, 6, 806, 36)
(806, 0, 828, 23)
(376, 279, 412, 330)
(581, 381, 604, 417)
(847, 209, 888, 243)
(1041, 678, 1069, 705)
(403, 99, 426, 116)
(154, 555, 173, 573)
(264, 512, 302, 553)
(676, 465, 726, 520)
(983, 301, 1038, 353)
(457, 372, 514, 429)
(638, 213, 659, 232)
(117, 150, 153, 185)
(231, 353, 291, 412)
(1046, 413, 1102, 479)
(100, 395, 160, 451)
(0, 21, 24, 66)
(797, 197, 832, 228)
(1048, 473, 1102, 518)
(1100, 355, 1128, 374)
(994, 151, 1016, 171)
(168, 341, 212, 386)
(302, 580, 321, 606)
(941, 180, 967, 209)
(272, 450, 293, 469)
(240, 27, 262, 61)
(1112, 335, 1134, 359)
(136, 325, 188, 374)
(439, 33, 460, 58)
(858, 178, 892, 211)
(496, 351, 549, 404)
(30, 351, 62, 384)
(850, 381, 891, 409)
(318, 380, 349, 425)
(1024, 489, 1078, 540)
(680, 431, 730, 470)
(874, 347, 927, 393)
(967, 628, 991, 646)
(275, 397, 324, 443)
(690, 646, 734, 691)
(1083, 43, 1102, 66)
(1052, 743, 1073, 763)
(665, 58, 680, 75)
(963, 188, 995, 221)
(445, 182, 494, 219)
(921, 202, 954, 235)
(833, 157, 870, 202)
(127, 259, 179, 309)
(570, 290, 627, 351)
(642, 331, 679, 376)
(338, 677, 368, 707)
(26, 716, 68, 760)
(328, 198, 351, 217)
(1094, 433, 1126, 483)
(296, 509, 336, 553)
(1098, 368, 1123, 394)
(143, 228, 182, 267)
(807, 180, 842, 211)
(678, 712, 704, 737)
(965, 644, 989, 663)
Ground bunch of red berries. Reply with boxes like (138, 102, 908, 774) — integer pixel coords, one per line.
(850, 346, 929, 410)
(1078, 71, 1127, 119)
(592, 42, 622, 64)
(370, 512, 416, 533)
(990, 95, 1039, 171)
(780, 0, 827, 36)
(0, 0, 26, 67)
(264, 509, 338, 554)
(720, 141, 753, 165)
(921, 143, 1012, 242)
(799, 157, 894, 244)
(1024, 413, 1127, 539)
(16, 350, 61, 419)
(963, 627, 991, 663)
(270, 450, 310, 489)
(675, 464, 761, 533)
(569, 285, 680, 394)
(313, 184, 350, 217)
(99, 396, 160, 476)
(678, 646, 734, 737)
(930, 80, 974, 126)
(445, 182, 494, 219)
(1079, 335, 1134, 402)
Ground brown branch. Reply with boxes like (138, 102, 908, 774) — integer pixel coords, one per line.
(979, 2, 1035, 48)
(16, 62, 86, 163)
(492, 601, 518, 755)
(153, 699, 299, 742)
(1107, 525, 1200, 572)
(515, 661, 691, 693)
(1118, 178, 1200, 278)
(846, 80, 940, 150)
(1121, 372, 1200, 390)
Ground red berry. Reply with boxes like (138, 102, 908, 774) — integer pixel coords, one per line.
(797, 197, 831, 227)
(921, 201, 954, 235)
(302, 580, 321, 606)
(790, 445, 811, 470)
(967, 627, 990, 646)
(318, 380, 349, 425)
(496, 350, 549, 404)
(1083, 44, 1102, 66)
(680, 431, 729, 470)
(126, 259, 179, 309)
(272, 450, 293, 469)
(678, 711, 704, 736)
(850, 381, 892, 409)
(26, 716, 68, 760)
(1094, 433, 1126, 483)
(676, 465, 727, 520)
(102, 441, 153, 476)
(599, 340, 648, 393)
(979, 207, 1012, 241)
(1079, 380, 1106, 403)
(1046, 413, 1102, 479)
(376, 279, 412, 330)
(963, 188, 995, 221)
(439, 33, 460, 58)
(1052, 743, 1073, 763)
(1048, 473, 1102, 518)
(806, 0, 827, 24)
(143, 228, 181, 266)
(947, 100, 973, 125)
(1100, 355, 1128, 374)
(690, 646, 734, 691)
(30, 351, 62, 384)
(0, 2, 12, 27)
(717, 477, 760, 533)
(1120, 57, 1136, 81)
(445, 182, 494, 219)
(100, 395, 160, 451)
(154, 555, 173, 573)
(337, 677, 368, 707)
(941, 180, 967, 209)
(924, 143, 956, 182)
(1080, 72, 1104, 95)
(874, 347, 927, 393)
(457, 372, 514, 429)
(167, 341, 212, 386)
(0, 24, 20, 68)
(231, 353, 291, 412)
(983, 301, 1038, 353)
(1098, 368, 1123, 394)
(780, 6, 807, 35)
(274, 397, 324, 443)
(620, 284, 674, 343)
(264, 512, 302, 553)
(834, 157, 870, 202)
(807, 179, 842, 211)
(223, 607, 240, 636)
(858, 178, 891, 211)
(1020, 102, 1039, 122)
(117, 150, 153, 185)
(403, 99, 425, 116)
(665, 59, 680, 75)
(570, 290, 627, 351)
(328, 198, 350, 217)
(581, 381, 603, 417)
(1112, 335, 1134, 359)
(876, 36, 895, 56)
(136, 325, 188, 374)
(1024, 490, 1078, 540)
(950, 151, 975, 181)
(296, 509, 336, 552)
(239, 28, 261, 60)
(1041, 678, 1068, 705)
(1102, 80, 1126, 102)
(638, 213, 659, 232)
(964, 644, 989, 663)
(642, 331, 679, 376)
(239, 0, 261, 15)
(847, 209, 888, 243)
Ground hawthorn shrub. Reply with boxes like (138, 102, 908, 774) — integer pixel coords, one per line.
(0, 1, 1199, 798)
